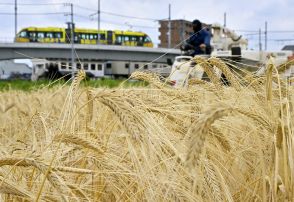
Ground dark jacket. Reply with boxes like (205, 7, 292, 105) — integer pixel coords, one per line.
(185, 29, 211, 56)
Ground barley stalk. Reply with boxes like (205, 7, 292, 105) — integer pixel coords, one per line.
(186, 107, 233, 168)
(208, 57, 242, 90)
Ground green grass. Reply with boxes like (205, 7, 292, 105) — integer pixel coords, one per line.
(0, 78, 147, 91)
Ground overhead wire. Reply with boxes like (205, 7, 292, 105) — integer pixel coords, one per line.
(0, 3, 66, 6)
(0, 12, 68, 15)
(74, 4, 161, 21)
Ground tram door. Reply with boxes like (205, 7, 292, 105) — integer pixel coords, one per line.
(107, 31, 113, 45)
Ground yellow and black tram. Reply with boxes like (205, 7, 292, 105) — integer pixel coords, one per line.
(15, 27, 153, 47)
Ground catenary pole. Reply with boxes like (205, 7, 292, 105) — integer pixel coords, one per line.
(97, 0, 100, 44)
(70, 3, 75, 78)
(265, 21, 267, 51)
(15, 0, 17, 38)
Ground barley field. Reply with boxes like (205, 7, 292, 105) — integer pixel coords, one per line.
(0, 56, 293, 201)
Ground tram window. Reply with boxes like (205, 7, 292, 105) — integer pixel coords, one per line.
(81, 34, 86, 39)
(97, 64, 102, 70)
(131, 36, 137, 41)
(125, 63, 129, 69)
(116, 36, 122, 43)
(138, 36, 143, 42)
(94, 34, 98, 39)
(29, 32, 36, 37)
(90, 64, 95, 70)
(19, 31, 28, 37)
(37, 32, 45, 38)
(144, 36, 151, 42)
(54, 32, 62, 38)
(134, 64, 139, 69)
(89, 34, 93, 40)
(46, 33, 53, 38)
(124, 36, 129, 41)
(84, 63, 89, 70)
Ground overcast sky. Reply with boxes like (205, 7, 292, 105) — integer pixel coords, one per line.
(0, 0, 293, 50)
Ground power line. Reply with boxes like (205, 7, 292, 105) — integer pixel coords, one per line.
(235, 29, 294, 34)
(101, 11, 160, 21)
(0, 2, 66, 6)
(235, 30, 259, 33)
(272, 39, 294, 42)
(0, 12, 67, 15)
(89, 17, 158, 29)
(75, 4, 96, 12)
(75, 4, 160, 21)
(73, 13, 91, 19)
(268, 30, 294, 33)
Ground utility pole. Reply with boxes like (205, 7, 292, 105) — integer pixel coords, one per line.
(264, 21, 267, 51)
(15, 0, 17, 38)
(259, 28, 262, 51)
(168, 4, 171, 49)
(70, 3, 75, 78)
(224, 12, 226, 27)
(97, 0, 100, 44)
(259, 28, 262, 61)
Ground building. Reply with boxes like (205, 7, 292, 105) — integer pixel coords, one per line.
(282, 45, 294, 52)
(158, 19, 210, 49)
(0, 60, 32, 80)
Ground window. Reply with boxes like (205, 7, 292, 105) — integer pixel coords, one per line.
(152, 64, 157, 68)
(19, 31, 28, 37)
(144, 36, 151, 42)
(54, 32, 62, 38)
(138, 36, 143, 42)
(97, 64, 102, 71)
(106, 63, 112, 69)
(90, 64, 95, 70)
(68, 63, 72, 69)
(29, 32, 36, 37)
(116, 36, 122, 43)
(37, 32, 45, 38)
(134, 64, 139, 69)
(124, 36, 129, 41)
(143, 64, 148, 69)
(45, 32, 53, 38)
(84, 63, 89, 70)
(77, 63, 81, 69)
(61, 62, 66, 69)
(131, 36, 137, 41)
(125, 63, 129, 69)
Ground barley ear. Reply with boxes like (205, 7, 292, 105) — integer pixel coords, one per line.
(186, 107, 233, 168)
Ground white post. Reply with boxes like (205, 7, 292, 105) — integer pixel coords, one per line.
(265, 21, 267, 51)
(15, 0, 17, 38)
(168, 4, 171, 48)
(97, 0, 100, 44)
(70, 3, 75, 78)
